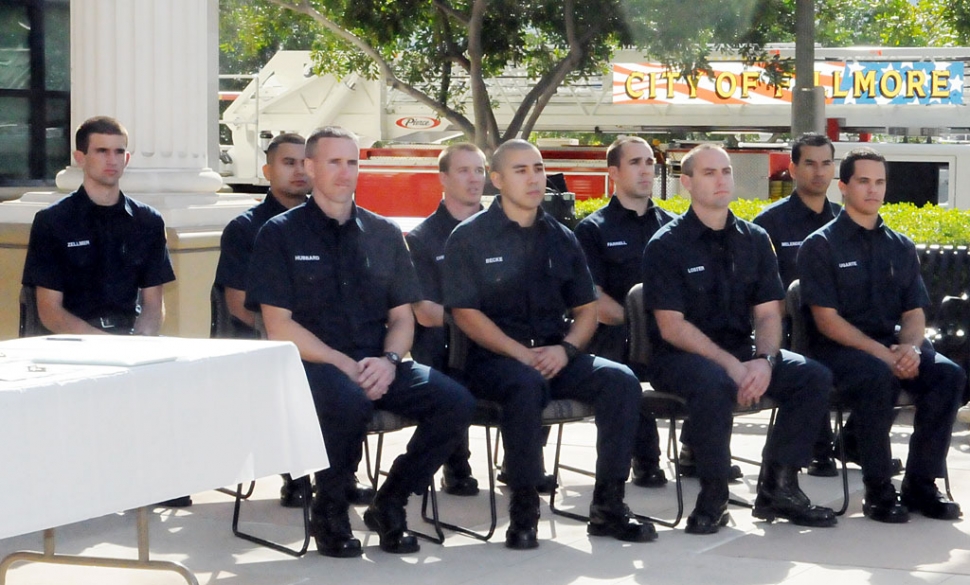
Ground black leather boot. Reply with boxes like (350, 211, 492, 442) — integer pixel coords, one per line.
(753, 464, 836, 527)
(588, 480, 657, 542)
(280, 474, 311, 508)
(363, 474, 420, 554)
(506, 487, 540, 550)
(309, 492, 362, 558)
(863, 478, 910, 523)
(901, 475, 961, 520)
(685, 478, 730, 535)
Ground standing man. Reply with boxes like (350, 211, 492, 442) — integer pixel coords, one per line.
(753, 133, 842, 478)
(23, 116, 173, 338)
(444, 139, 656, 550)
(405, 143, 485, 497)
(22, 116, 186, 508)
(574, 136, 672, 488)
(214, 133, 374, 509)
(798, 147, 964, 523)
(642, 144, 836, 534)
(246, 127, 475, 557)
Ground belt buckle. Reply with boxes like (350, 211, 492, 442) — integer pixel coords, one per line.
(99, 317, 116, 330)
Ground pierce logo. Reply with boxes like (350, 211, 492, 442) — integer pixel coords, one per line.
(395, 116, 441, 129)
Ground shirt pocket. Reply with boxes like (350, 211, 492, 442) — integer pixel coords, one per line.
(63, 241, 96, 268)
(835, 262, 869, 316)
(122, 229, 155, 269)
(293, 257, 337, 306)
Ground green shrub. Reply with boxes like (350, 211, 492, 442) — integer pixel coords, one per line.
(574, 196, 970, 245)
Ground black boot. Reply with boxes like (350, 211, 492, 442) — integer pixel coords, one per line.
(346, 475, 376, 506)
(588, 480, 657, 542)
(685, 478, 730, 535)
(754, 464, 836, 527)
(363, 474, 420, 554)
(862, 478, 910, 523)
(901, 475, 961, 520)
(280, 474, 311, 508)
(631, 458, 668, 488)
(506, 487, 540, 550)
(309, 492, 362, 558)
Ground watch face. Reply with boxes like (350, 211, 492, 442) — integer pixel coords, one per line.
(384, 352, 401, 365)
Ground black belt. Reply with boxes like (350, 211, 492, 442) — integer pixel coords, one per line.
(516, 336, 564, 348)
(85, 314, 136, 333)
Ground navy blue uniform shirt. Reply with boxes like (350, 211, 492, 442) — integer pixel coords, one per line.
(575, 195, 677, 304)
(22, 187, 175, 320)
(246, 198, 420, 357)
(642, 207, 784, 358)
(405, 201, 478, 368)
(753, 192, 840, 288)
(797, 210, 929, 348)
(215, 191, 299, 291)
(443, 197, 596, 345)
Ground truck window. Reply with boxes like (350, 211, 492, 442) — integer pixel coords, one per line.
(886, 161, 947, 207)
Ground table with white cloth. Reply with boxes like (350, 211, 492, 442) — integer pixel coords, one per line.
(0, 335, 328, 584)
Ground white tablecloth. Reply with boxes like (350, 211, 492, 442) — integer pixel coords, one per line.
(0, 336, 328, 539)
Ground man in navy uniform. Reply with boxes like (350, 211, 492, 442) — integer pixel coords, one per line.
(406, 143, 485, 496)
(642, 144, 836, 534)
(247, 126, 475, 557)
(574, 136, 672, 489)
(22, 115, 187, 508)
(444, 139, 656, 549)
(753, 133, 842, 478)
(215, 132, 374, 509)
(23, 116, 173, 338)
(798, 147, 964, 523)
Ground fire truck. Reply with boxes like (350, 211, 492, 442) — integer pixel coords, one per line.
(219, 46, 970, 217)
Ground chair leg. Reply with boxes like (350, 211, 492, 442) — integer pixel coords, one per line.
(366, 432, 444, 544)
(217, 481, 255, 500)
(834, 408, 850, 516)
(547, 423, 590, 522)
(420, 425, 498, 541)
(634, 414, 685, 528)
(231, 480, 311, 557)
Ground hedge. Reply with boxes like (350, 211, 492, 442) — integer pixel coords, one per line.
(574, 196, 970, 246)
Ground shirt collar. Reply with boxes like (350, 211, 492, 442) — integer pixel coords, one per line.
(305, 197, 365, 233)
(833, 208, 886, 238)
(605, 194, 660, 222)
(788, 190, 837, 221)
(682, 206, 741, 241)
(488, 196, 552, 232)
(77, 185, 134, 218)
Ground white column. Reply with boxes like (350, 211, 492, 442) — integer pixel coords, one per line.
(55, 0, 223, 197)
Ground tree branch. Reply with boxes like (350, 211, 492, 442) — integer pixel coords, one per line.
(433, 0, 470, 27)
(467, 0, 497, 150)
(269, 0, 475, 138)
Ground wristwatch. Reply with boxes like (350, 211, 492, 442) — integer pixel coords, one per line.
(755, 352, 777, 369)
(383, 351, 402, 366)
(559, 341, 579, 362)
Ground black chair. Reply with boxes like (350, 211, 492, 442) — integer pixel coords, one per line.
(19, 285, 52, 337)
(423, 314, 599, 540)
(785, 279, 952, 516)
(624, 283, 780, 526)
(221, 289, 312, 557)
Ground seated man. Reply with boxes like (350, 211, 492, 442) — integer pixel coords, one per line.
(642, 144, 836, 534)
(21, 115, 186, 508)
(574, 136, 672, 488)
(406, 142, 485, 497)
(23, 116, 173, 338)
(444, 139, 656, 549)
(798, 147, 964, 523)
(215, 133, 373, 508)
(247, 126, 475, 557)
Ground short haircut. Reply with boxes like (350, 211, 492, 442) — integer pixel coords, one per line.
(839, 147, 887, 184)
(75, 116, 128, 154)
(680, 144, 726, 177)
(490, 139, 539, 172)
(439, 142, 485, 173)
(265, 132, 306, 163)
(606, 136, 650, 168)
(791, 133, 835, 164)
(305, 126, 358, 159)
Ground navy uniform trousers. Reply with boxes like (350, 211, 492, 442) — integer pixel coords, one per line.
(814, 339, 965, 482)
(648, 349, 830, 480)
(303, 360, 475, 500)
(463, 351, 642, 489)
